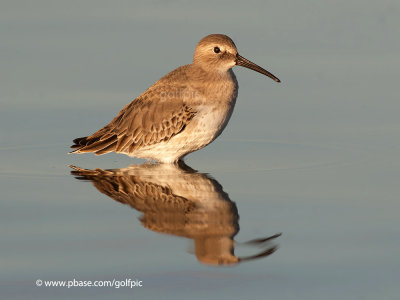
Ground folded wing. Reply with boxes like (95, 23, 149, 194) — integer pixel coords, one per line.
(70, 93, 197, 155)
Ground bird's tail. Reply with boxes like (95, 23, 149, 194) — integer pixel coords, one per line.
(69, 130, 118, 155)
(69, 136, 90, 154)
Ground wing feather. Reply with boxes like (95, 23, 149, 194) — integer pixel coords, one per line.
(70, 88, 197, 155)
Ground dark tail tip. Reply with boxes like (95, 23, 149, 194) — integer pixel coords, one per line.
(71, 136, 88, 149)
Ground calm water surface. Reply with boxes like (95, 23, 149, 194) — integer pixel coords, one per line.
(1, 1, 400, 299)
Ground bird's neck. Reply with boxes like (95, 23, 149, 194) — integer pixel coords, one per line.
(192, 62, 231, 78)
(189, 64, 235, 87)
(186, 65, 237, 106)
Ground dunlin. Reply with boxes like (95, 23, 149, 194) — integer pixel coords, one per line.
(70, 34, 280, 163)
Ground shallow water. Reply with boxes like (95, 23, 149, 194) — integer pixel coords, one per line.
(1, 1, 400, 299)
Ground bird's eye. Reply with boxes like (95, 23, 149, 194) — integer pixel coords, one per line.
(214, 47, 221, 54)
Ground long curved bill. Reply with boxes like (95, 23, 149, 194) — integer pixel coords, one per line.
(236, 54, 280, 82)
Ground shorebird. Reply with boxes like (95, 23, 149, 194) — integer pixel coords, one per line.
(70, 163, 281, 265)
(70, 34, 280, 163)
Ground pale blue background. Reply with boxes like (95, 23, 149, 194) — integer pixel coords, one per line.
(1, 1, 399, 299)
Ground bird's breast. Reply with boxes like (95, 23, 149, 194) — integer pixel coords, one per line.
(185, 71, 238, 147)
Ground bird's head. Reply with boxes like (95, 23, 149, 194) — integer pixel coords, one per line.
(193, 34, 280, 82)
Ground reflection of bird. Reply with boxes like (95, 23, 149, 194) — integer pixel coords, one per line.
(70, 163, 281, 266)
(70, 34, 280, 163)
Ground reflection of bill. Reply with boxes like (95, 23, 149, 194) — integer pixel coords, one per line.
(70, 163, 281, 266)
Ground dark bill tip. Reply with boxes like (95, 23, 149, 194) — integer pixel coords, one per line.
(236, 54, 280, 83)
